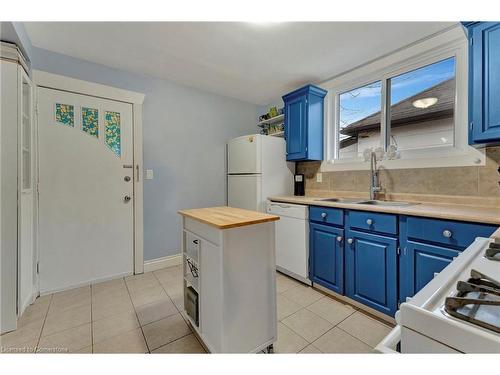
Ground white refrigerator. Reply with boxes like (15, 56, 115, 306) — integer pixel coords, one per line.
(227, 134, 294, 212)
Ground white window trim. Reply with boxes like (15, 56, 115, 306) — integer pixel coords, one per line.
(321, 25, 485, 172)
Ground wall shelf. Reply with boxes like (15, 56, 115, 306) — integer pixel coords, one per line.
(257, 114, 284, 128)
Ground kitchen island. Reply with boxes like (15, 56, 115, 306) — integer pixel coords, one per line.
(177, 206, 279, 353)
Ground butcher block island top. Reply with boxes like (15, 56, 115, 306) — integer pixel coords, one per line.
(178, 206, 279, 229)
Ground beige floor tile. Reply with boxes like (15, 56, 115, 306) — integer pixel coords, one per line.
(274, 322, 308, 353)
(168, 289, 184, 311)
(306, 297, 356, 326)
(125, 272, 159, 293)
(92, 310, 139, 344)
(17, 301, 50, 328)
(50, 286, 91, 312)
(160, 279, 183, 297)
(49, 295, 91, 314)
(281, 284, 324, 307)
(38, 323, 91, 353)
(154, 266, 182, 285)
(92, 283, 130, 302)
(76, 345, 92, 353)
(135, 298, 178, 326)
(92, 278, 126, 294)
(282, 309, 333, 342)
(0, 319, 43, 348)
(42, 304, 91, 337)
(129, 285, 167, 307)
(93, 328, 148, 353)
(152, 334, 205, 354)
(337, 311, 392, 347)
(276, 273, 301, 294)
(313, 327, 373, 353)
(277, 294, 302, 321)
(92, 294, 135, 321)
(299, 344, 322, 353)
(142, 313, 191, 351)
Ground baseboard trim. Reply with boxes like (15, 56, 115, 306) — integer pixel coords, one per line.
(144, 254, 182, 273)
(313, 283, 396, 325)
(39, 271, 133, 296)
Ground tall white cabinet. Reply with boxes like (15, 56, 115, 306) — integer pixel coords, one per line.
(1, 42, 35, 334)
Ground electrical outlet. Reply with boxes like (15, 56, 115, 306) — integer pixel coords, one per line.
(316, 173, 322, 183)
(145, 169, 154, 180)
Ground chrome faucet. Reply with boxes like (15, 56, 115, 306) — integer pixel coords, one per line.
(370, 151, 381, 200)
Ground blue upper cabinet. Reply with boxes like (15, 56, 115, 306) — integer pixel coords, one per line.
(464, 22, 500, 145)
(282, 84, 327, 161)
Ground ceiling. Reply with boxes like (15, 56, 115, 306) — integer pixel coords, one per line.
(24, 22, 456, 105)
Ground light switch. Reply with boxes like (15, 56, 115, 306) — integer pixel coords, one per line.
(145, 169, 154, 180)
(316, 173, 322, 183)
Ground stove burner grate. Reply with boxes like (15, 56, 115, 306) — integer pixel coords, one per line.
(444, 269, 500, 334)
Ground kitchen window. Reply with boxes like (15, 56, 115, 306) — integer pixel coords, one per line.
(324, 26, 483, 170)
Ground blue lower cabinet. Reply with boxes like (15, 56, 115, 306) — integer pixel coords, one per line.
(309, 223, 344, 294)
(345, 229, 398, 316)
(399, 241, 459, 302)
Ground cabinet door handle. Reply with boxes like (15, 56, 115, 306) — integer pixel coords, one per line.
(321, 212, 327, 218)
(347, 238, 353, 245)
(443, 230, 452, 238)
(366, 218, 373, 225)
(336, 236, 343, 242)
(193, 239, 199, 244)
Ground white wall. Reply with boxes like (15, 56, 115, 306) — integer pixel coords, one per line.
(30, 47, 259, 261)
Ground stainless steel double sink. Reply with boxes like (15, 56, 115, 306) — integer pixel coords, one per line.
(314, 197, 418, 207)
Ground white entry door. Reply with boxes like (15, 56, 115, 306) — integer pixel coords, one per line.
(38, 87, 134, 293)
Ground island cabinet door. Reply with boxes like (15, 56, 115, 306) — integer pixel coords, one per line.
(309, 223, 344, 294)
(345, 230, 397, 316)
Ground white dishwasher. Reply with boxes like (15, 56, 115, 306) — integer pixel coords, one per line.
(267, 201, 310, 285)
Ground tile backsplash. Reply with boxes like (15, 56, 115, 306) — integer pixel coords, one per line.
(297, 146, 500, 200)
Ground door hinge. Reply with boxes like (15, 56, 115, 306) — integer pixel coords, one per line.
(470, 122, 474, 131)
(397, 246, 401, 256)
(470, 37, 473, 46)
(35, 101, 39, 115)
(36, 262, 39, 274)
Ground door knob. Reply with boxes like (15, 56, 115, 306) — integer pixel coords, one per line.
(124, 195, 131, 202)
(366, 218, 373, 225)
(336, 236, 343, 242)
(347, 238, 353, 245)
(321, 212, 327, 218)
(124, 176, 131, 182)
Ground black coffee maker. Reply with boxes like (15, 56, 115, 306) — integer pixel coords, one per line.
(294, 174, 305, 196)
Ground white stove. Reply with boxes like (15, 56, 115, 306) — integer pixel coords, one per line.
(376, 236, 500, 353)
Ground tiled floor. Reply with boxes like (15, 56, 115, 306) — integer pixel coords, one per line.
(0, 267, 392, 354)
(0, 266, 205, 354)
(274, 272, 392, 353)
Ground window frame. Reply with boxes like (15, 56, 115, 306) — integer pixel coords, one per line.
(322, 26, 484, 171)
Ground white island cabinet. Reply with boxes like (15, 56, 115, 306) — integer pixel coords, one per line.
(178, 206, 279, 353)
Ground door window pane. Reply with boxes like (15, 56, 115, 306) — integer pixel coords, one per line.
(389, 57, 455, 151)
(105, 111, 121, 156)
(82, 107, 99, 138)
(339, 81, 382, 159)
(55, 103, 74, 127)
